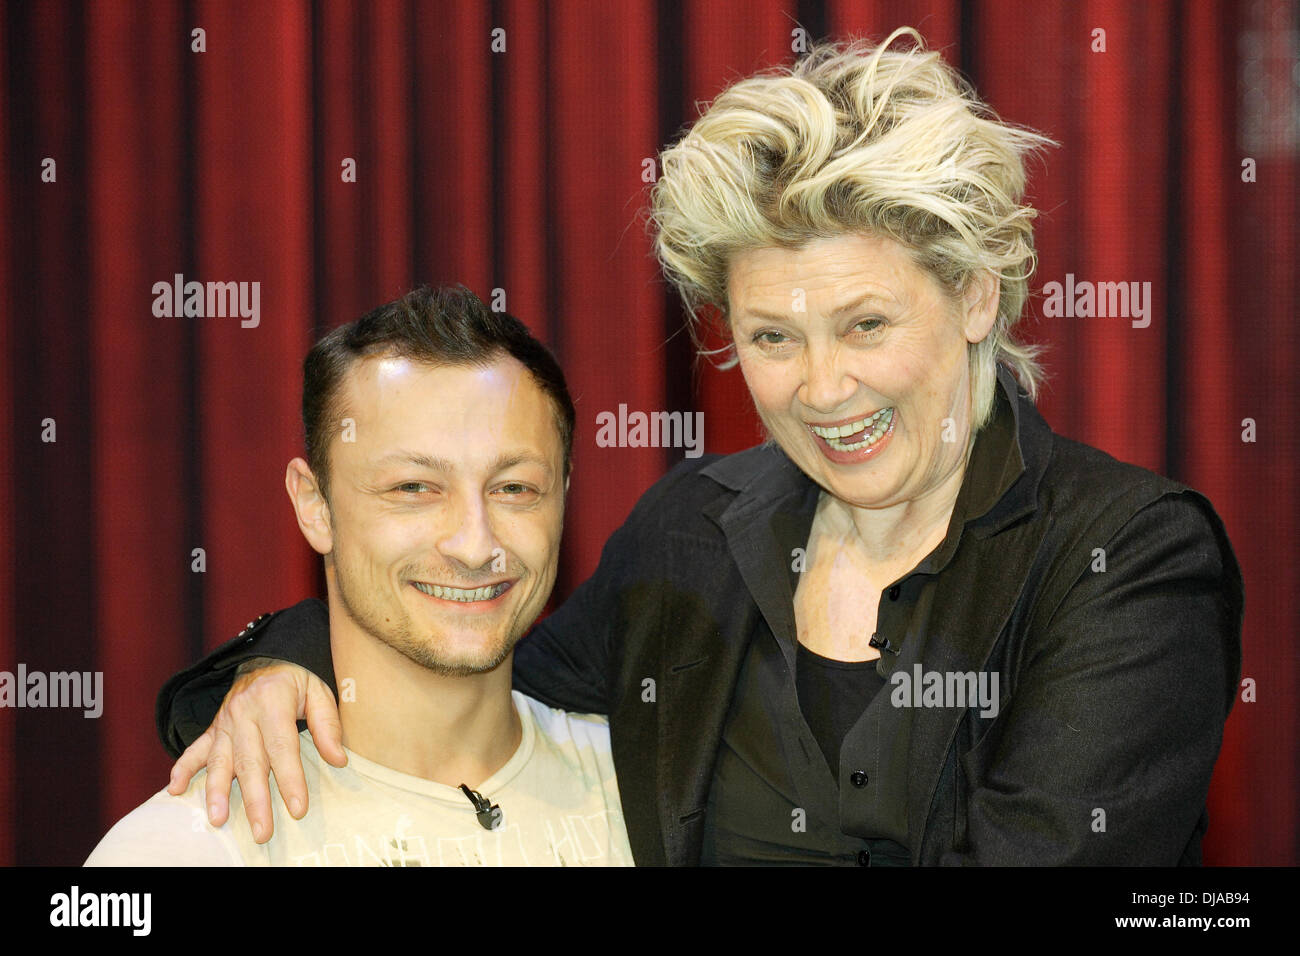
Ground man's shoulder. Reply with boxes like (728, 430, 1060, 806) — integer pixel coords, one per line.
(511, 692, 625, 829)
(83, 778, 247, 867)
(516, 690, 611, 751)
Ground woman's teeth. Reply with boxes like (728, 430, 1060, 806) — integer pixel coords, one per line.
(412, 581, 508, 602)
(811, 407, 893, 451)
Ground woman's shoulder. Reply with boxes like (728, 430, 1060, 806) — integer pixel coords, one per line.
(1042, 431, 1185, 499)
(1038, 429, 1219, 525)
(1033, 428, 1238, 583)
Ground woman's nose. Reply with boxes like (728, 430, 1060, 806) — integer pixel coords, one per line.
(798, 343, 857, 413)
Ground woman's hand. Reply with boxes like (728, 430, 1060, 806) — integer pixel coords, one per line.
(165, 658, 345, 843)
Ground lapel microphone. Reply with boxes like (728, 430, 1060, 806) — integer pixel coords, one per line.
(868, 631, 900, 655)
(459, 784, 504, 830)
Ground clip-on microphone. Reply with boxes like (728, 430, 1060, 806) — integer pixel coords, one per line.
(459, 784, 504, 830)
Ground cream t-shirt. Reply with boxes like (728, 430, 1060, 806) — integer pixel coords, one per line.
(86, 691, 633, 867)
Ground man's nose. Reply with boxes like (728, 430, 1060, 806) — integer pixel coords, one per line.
(436, 494, 499, 572)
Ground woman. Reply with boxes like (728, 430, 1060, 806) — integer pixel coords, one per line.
(159, 28, 1242, 865)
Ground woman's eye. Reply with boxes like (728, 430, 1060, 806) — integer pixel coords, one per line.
(753, 330, 788, 346)
(394, 482, 431, 494)
(854, 318, 885, 336)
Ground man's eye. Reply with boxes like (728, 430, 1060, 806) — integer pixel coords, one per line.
(496, 483, 534, 496)
(394, 482, 432, 494)
(854, 318, 885, 335)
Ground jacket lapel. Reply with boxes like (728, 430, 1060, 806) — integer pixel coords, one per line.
(901, 517, 1046, 860)
(902, 381, 1054, 860)
(652, 448, 813, 865)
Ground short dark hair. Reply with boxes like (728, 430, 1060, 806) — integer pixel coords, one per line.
(303, 285, 575, 499)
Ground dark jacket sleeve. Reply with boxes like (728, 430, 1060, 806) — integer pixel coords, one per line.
(512, 456, 718, 714)
(942, 491, 1244, 864)
(155, 599, 333, 758)
(509, 524, 625, 714)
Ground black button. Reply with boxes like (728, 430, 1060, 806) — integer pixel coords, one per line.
(888, 585, 901, 601)
(850, 770, 868, 788)
(857, 848, 871, 866)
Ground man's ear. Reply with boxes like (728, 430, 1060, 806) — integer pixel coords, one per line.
(961, 271, 1000, 345)
(286, 458, 333, 555)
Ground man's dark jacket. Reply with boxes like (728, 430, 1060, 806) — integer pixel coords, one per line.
(158, 368, 1244, 865)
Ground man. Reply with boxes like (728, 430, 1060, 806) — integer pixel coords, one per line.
(86, 286, 632, 866)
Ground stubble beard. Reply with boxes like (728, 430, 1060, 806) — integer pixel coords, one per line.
(331, 551, 518, 678)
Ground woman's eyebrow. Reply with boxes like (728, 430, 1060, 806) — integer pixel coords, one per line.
(737, 292, 895, 323)
(829, 292, 896, 315)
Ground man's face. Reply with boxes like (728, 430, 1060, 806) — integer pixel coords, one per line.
(316, 353, 566, 675)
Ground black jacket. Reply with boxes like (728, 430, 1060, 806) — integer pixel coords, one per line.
(158, 367, 1244, 865)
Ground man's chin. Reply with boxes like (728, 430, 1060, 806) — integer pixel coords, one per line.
(410, 648, 513, 677)
(392, 629, 519, 677)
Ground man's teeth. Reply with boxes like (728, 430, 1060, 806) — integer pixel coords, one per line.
(412, 582, 507, 602)
(811, 407, 894, 450)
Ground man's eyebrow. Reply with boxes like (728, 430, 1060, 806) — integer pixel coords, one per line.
(373, 452, 457, 472)
(372, 451, 553, 474)
(486, 452, 554, 475)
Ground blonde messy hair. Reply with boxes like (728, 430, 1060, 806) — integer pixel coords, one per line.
(651, 27, 1054, 431)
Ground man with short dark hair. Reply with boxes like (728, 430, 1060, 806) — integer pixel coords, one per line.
(86, 286, 631, 866)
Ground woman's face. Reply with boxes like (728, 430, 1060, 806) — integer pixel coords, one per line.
(728, 233, 998, 513)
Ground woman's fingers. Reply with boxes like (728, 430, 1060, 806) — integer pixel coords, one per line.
(305, 673, 347, 768)
(167, 727, 213, 795)
(201, 724, 238, 828)
(171, 661, 318, 841)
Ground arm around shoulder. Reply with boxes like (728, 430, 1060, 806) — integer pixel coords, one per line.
(156, 599, 333, 758)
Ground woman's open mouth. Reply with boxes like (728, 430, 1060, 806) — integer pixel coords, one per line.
(808, 407, 894, 461)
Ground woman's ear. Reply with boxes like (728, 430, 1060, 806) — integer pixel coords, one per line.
(286, 458, 333, 555)
(961, 272, 1000, 345)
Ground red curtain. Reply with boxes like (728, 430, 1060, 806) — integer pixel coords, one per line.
(1, 0, 1295, 866)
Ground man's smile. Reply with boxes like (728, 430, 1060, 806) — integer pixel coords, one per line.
(409, 580, 514, 605)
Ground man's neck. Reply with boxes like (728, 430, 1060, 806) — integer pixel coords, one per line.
(327, 600, 523, 790)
